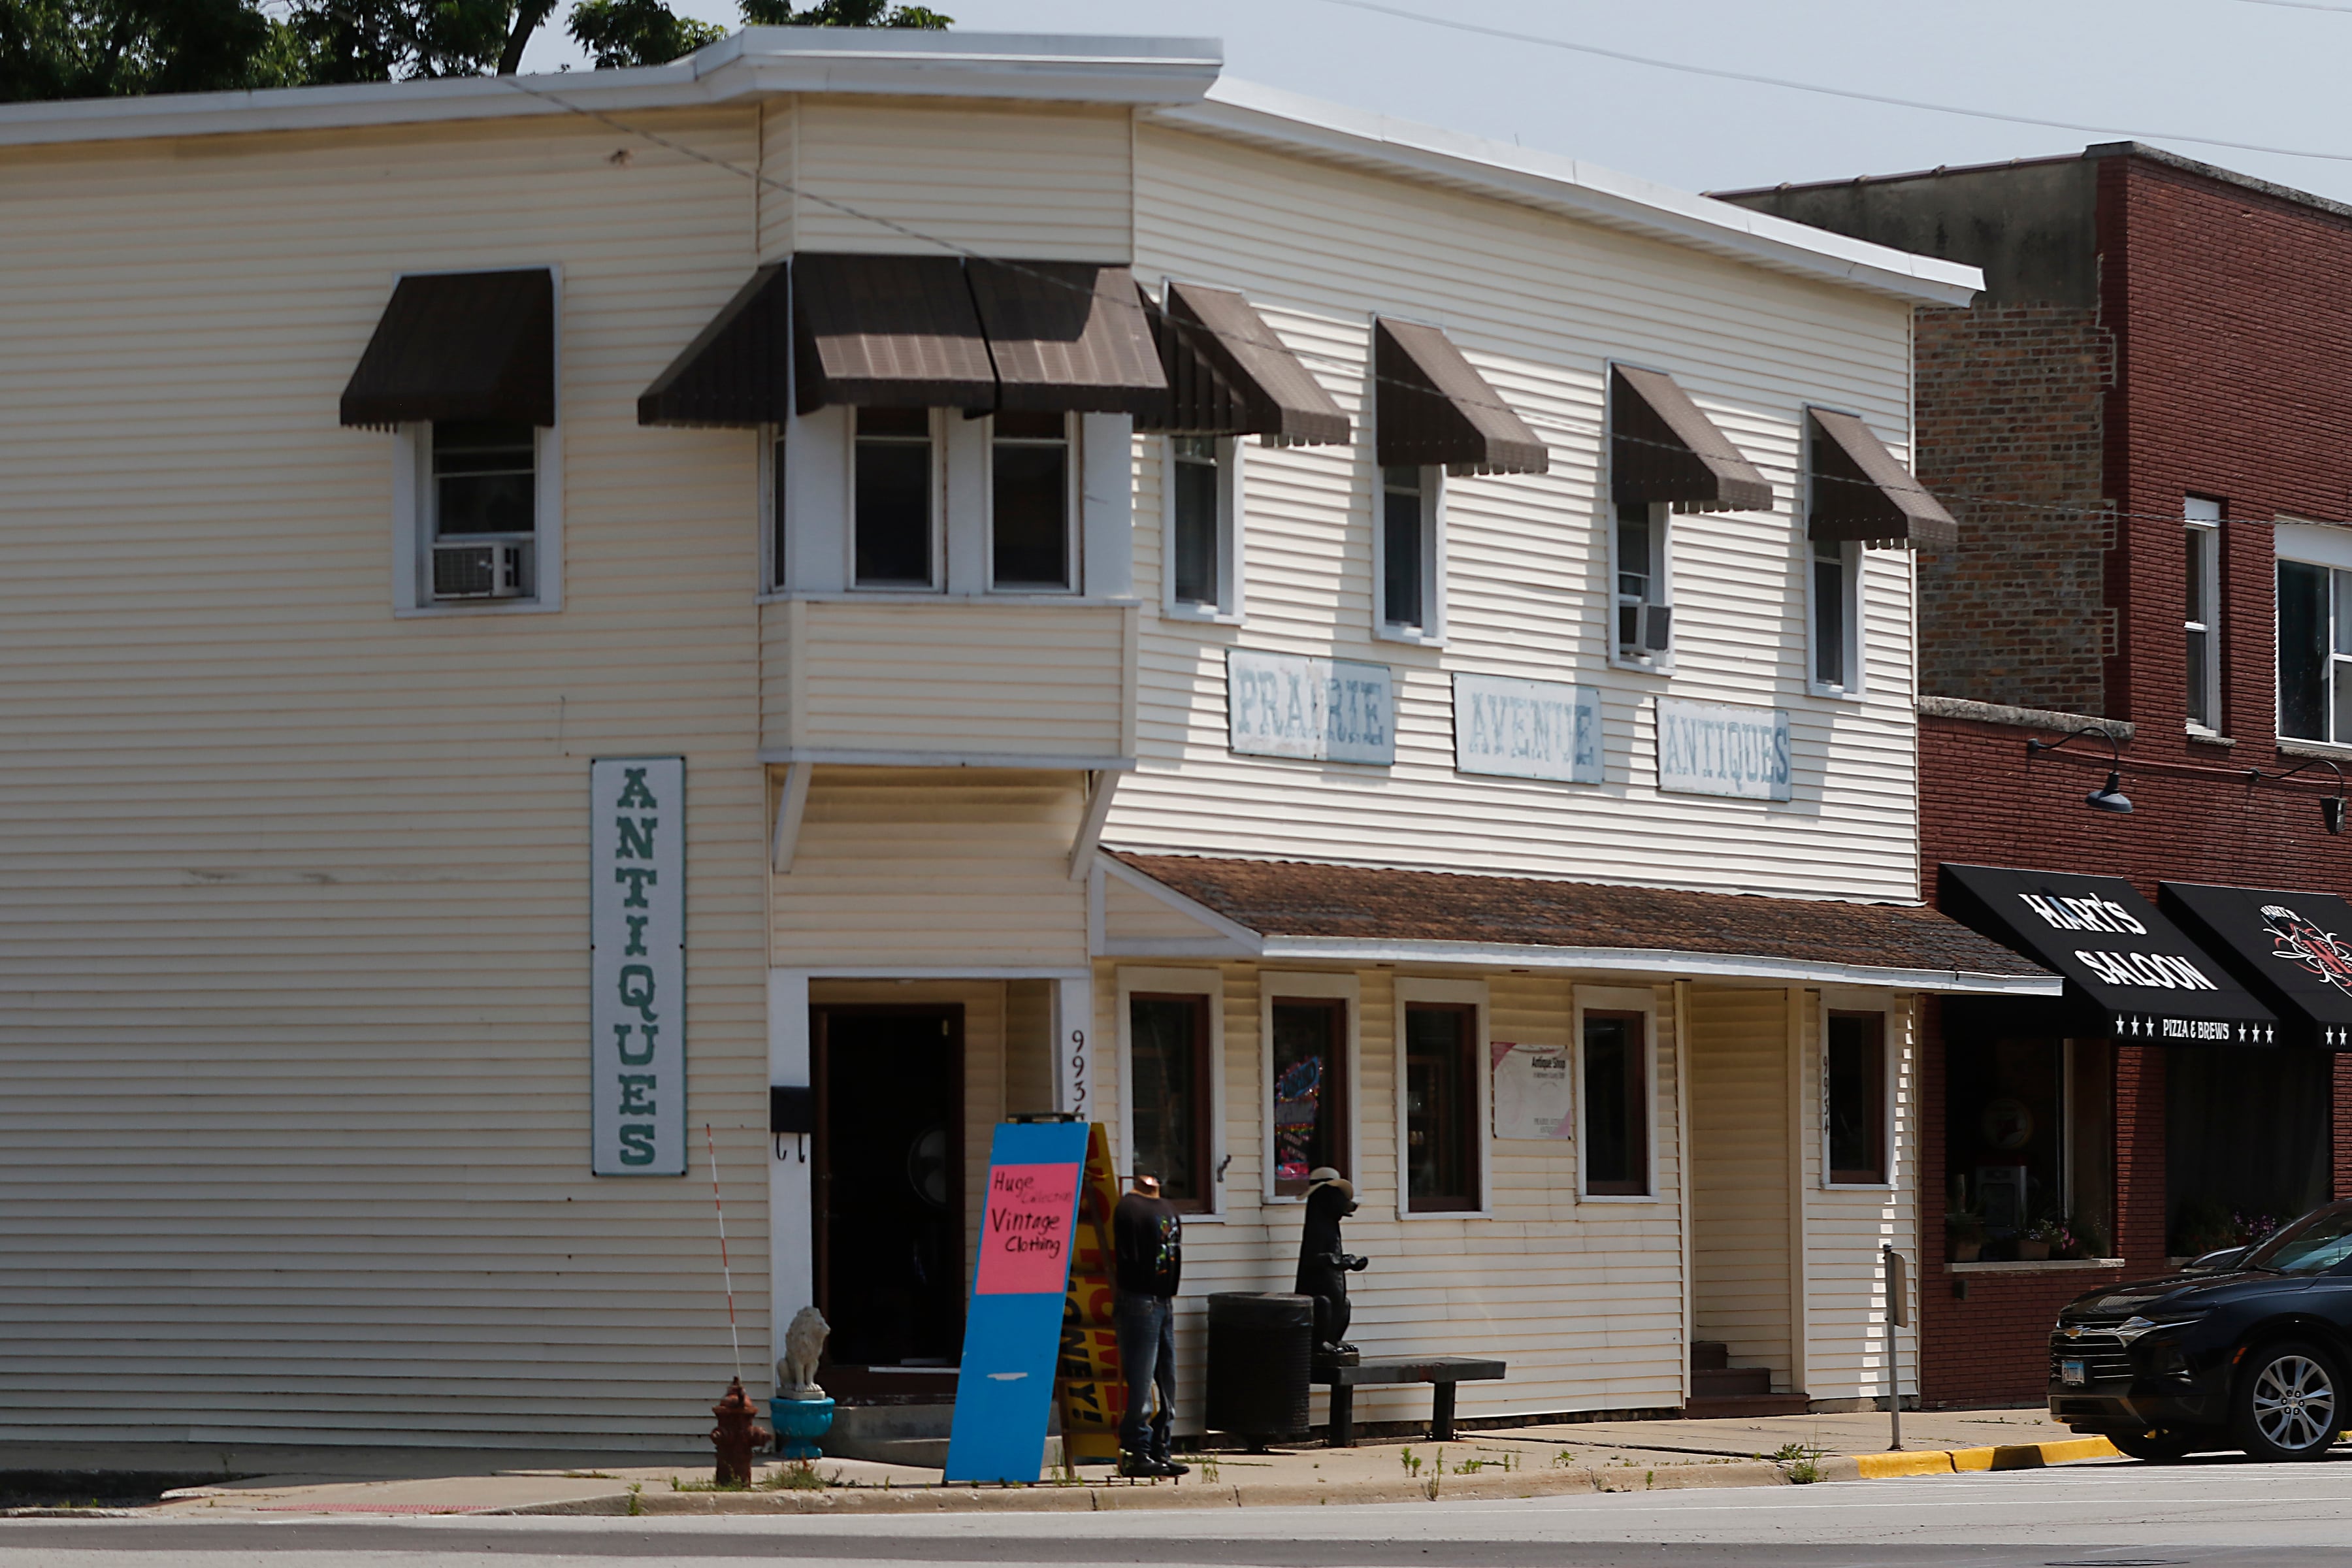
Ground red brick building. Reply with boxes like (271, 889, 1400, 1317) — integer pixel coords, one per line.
(1722, 144, 2352, 1407)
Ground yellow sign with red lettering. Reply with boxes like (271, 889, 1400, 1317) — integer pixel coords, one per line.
(1054, 1122, 1125, 1462)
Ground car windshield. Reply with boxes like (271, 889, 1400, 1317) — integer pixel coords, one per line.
(2245, 1207, 2352, 1275)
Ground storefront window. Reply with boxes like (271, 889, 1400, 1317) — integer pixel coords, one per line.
(1405, 1003, 1478, 1213)
(1582, 1011, 1650, 1196)
(2167, 1046, 2329, 1256)
(1129, 993, 1213, 1211)
(1271, 999, 1349, 1198)
(1826, 1011, 1887, 1185)
(1946, 1036, 2114, 1258)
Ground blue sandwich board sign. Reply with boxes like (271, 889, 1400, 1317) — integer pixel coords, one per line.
(943, 1119, 1090, 1483)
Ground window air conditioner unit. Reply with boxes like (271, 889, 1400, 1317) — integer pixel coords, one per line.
(433, 541, 525, 601)
(1617, 600, 1671, 655)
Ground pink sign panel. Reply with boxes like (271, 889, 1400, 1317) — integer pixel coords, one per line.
(975, 1160, 1081, 1296)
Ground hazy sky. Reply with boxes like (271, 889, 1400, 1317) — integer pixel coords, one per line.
(517, 0, 2352, 207)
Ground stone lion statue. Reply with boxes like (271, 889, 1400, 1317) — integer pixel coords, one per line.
(778, 1305, 830, 1400)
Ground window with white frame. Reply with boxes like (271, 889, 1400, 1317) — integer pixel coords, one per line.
(1378, 464, 1442, 638)
(1614, 500, 1671, 664)
(1810, 536, 1862, 694)
(1823, 1009, 1888, 1186)
(2185, 497, 2221, 732)
(410, 419, 552, 606)
(1166, 435, 1239, 617)
(1262, 973, 1357, 1201)
(989, 411, 1078, 592)
(851, 407, 938, 589)
(2273, 521, 2352, 744)
(1396, 977, 1487, 1217)
(1119, 968, 1226, 1217)
(1576, 987, 1656, 1199)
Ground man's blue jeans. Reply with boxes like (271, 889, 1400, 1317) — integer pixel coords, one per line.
(1114, 1294, 1176, 1458)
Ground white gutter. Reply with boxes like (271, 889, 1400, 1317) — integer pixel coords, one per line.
(0, 28, 1224, 149)
(1152, 78, 1985, 308)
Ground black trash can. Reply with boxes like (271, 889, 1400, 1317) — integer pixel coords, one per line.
(1206, 1292, 1313, 1450)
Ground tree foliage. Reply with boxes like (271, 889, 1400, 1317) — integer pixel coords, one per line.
(1, 0, 949, 101)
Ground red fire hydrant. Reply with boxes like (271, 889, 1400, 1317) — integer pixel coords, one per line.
(710, 1376, 771, 1486)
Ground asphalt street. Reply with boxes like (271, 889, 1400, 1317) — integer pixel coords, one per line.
(7, 1456, 2352, 1567)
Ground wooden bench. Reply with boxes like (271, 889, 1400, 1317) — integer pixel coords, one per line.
(1314, 1356, 1506, 1447)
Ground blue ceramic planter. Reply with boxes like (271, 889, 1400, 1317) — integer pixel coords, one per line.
(770, 1395, 835, 1460)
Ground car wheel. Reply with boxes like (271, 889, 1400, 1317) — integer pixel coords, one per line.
(2106, 1427, 2204, 1462)
(2232, 1340, 2344, 1462)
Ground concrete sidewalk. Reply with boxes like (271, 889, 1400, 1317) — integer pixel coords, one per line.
(0, 1406, 2124, 1517)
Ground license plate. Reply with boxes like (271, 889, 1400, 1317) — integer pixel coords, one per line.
(2061, 1358, 2087, 1386)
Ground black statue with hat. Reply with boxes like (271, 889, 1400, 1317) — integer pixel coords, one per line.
(1294, 1167, 1370, 1365)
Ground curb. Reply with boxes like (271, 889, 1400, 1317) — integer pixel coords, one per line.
(1853, 1436, 2120, 1479)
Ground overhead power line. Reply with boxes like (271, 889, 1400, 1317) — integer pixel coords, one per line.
(1310, 0, 2352, 167)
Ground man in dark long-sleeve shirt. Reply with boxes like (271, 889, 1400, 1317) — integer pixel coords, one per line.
(1112, 1174, 1187, 1477)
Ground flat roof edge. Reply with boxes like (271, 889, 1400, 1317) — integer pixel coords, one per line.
(0, 29, 1222, 148)
(1158, 79, 1981, 307)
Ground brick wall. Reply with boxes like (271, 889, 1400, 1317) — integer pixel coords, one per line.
(1912, 304, 2114, 712)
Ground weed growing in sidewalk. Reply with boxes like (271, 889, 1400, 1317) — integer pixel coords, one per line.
(1399, 1447, 1422, 1478)
(755, 1462, 825, 1492)
(1770, 1442, 1825, 1484)
(1197, 1456, 1219, 1484)
(625, 1482, 643, 1517)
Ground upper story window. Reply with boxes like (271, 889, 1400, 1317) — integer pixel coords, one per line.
(852, 407, 938, 590)
(2272, 521, 2352, 744)
(990, 412, 1077, 592)
(2185, 497, 2222, 733)
(426, 421, 538, 600)
(1614, 500, 1672, 666)
(1810, 536, 1861, 695)
(1379, 464, 1443, 639)
(1166, 435, 1240, 618)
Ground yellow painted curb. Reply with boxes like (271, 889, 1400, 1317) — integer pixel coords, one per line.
(1872, 1437, 2119, 1478)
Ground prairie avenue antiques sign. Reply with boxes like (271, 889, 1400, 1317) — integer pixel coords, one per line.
(590, 757, 685, 1176)
(1656, 697, 1791, 802)
(1454, 674, 1601, 785)
(1227, 649, 1394, 766)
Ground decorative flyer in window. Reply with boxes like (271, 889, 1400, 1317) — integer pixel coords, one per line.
(1272, 1053, 1326, 1183)
(1490, 1041, 1574, 1141)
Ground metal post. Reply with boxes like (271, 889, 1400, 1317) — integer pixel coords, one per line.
(1884, 1244, 1909, 1452)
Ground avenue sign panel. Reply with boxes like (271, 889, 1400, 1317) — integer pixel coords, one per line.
(1226, 649, 1395, 766)
(1655, 697, 1791, 801)
(1453, 673, 1602, 785)
(590, 757, 686, 1176)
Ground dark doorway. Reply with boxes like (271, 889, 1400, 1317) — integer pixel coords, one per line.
(813, 1004, 964, 1369)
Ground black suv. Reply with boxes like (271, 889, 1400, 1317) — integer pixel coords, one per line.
(2051, 1201, 2352, 1462)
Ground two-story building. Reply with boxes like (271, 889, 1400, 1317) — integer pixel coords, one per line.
(1725, 145, 2352, 1410)
(0, 29, 2039, 1450)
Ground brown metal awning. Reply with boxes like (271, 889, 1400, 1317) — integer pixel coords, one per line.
(638, 264, 791, 429)
(1610, 365, 1772, 514)
(1373, 318, 1547, 475)
(966, 260, 1166, 416)
(792, 253, 994, 415)
(1809, 408, 1959, 550)
(1140, 280, 1350, 446)
(340, 269, 555, 430)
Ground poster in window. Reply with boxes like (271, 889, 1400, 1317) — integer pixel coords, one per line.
(1272, 1051, 1325, 1183)
(1490, 1040, 1574, 1141)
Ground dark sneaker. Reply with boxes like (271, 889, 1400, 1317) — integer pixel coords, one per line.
(1117, 1451, 1159, 1479)
(1154, 1456, 1192, 1476)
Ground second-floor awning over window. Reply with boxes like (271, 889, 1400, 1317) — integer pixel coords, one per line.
(792, 253, 996, 414)
(1609, 364, 1773, 514)
(1808, 407, 1959, 550)
(965, 259, 1166, 416)
(1372, 318, 1548, 476)
(340, 268, 555, 430)
(1140, 280, 1350, 446)
(637, 264, 790, 428)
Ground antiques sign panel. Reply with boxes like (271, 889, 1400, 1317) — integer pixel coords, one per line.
(1227, 649, 1395, 766)
(589, 757, 686, 1176)
(1656, 697, 1791, 801)
(1491, 1041, 1575, 1139)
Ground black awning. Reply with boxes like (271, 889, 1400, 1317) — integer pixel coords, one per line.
(638, 263, 790, 429)
(2162, 883, 2352, 1049)
(1373, 318, 1548, 476)
(1140, 280, 1351, 446)
(1940, 864, 2278, 1044)
(340, 268, 555, 430)
(792, 252, 995, 414)
(1808, 408, 1958, 551)
(966, 260, 1167, 416)
(1610, 365, 1772, 514)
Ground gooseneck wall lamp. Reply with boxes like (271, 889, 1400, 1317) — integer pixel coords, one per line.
(2024, 726, 2134, 815)
(2246, 755, 2350, 836)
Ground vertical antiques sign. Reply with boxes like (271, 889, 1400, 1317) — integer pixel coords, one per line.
(590, 757, 685, 1176)
(1226, 649, 1395, 766)
(1655, 698, 1791, 802)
